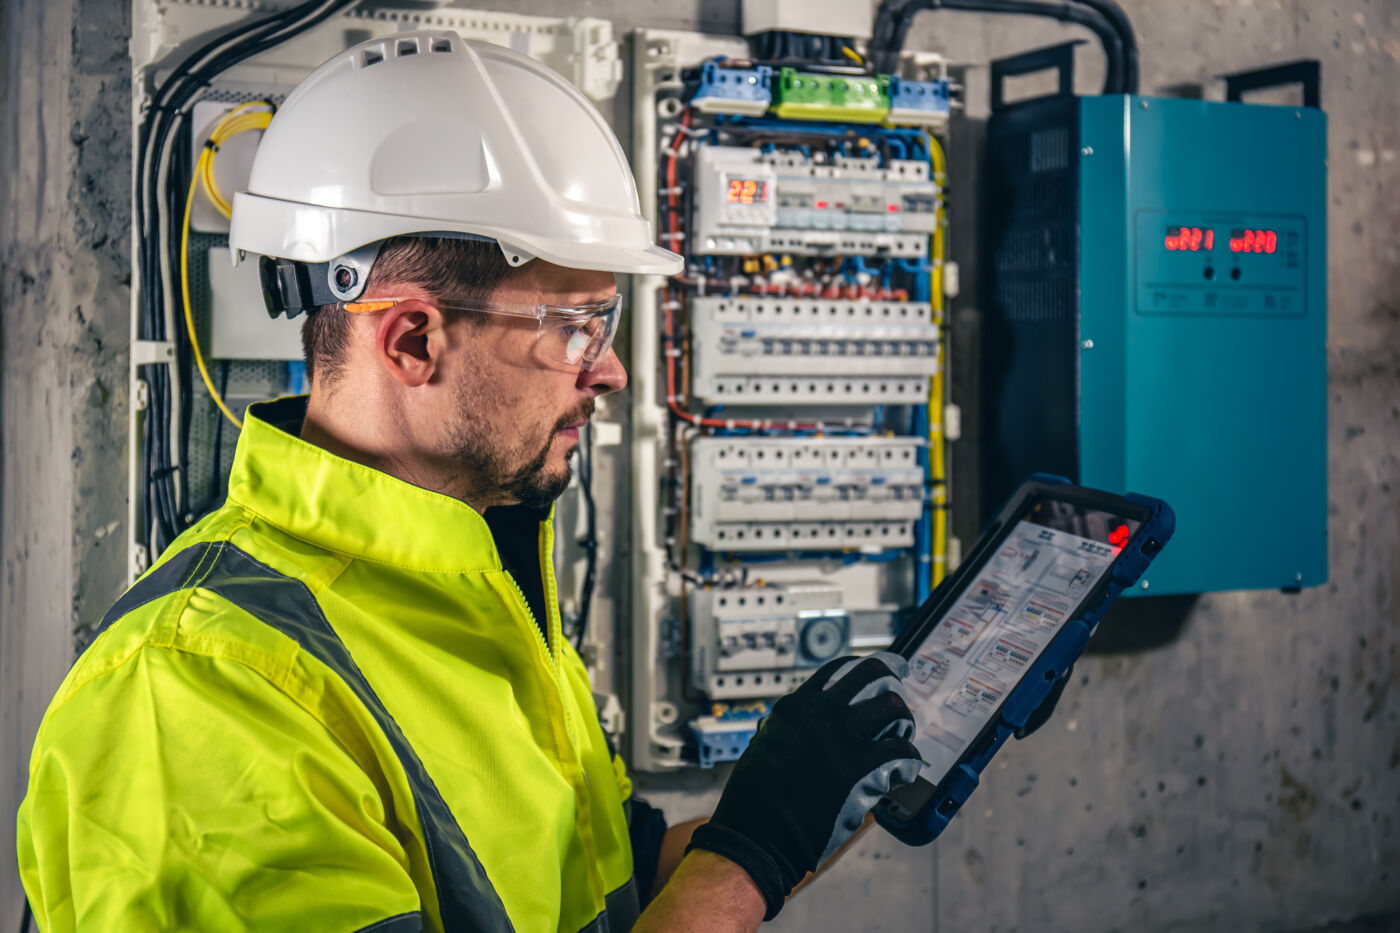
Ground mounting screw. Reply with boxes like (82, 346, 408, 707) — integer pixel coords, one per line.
(1140, 580, 1150, 590)
(334, 265, 357, 290)
(1081, 339, 1095, 350)
(1295, 572, 1303, 583)
(1080, 146, 1094, 156)
(1140, 99, 1149, 109)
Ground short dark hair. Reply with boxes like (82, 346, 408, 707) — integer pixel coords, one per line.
(301, 235, 523, 386)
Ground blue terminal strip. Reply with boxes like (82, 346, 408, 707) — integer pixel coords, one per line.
(886, 76, 952, 127)
(690, 703, 769, 768)
(692, 60, 773, 116)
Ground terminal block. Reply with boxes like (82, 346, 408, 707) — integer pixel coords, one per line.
(689, 702, 769, 768)
(886, 76, 952, 130)
(690, 296, 941, 405)
(689, 583, 847, 700)
(690, 436, 925, 551)
(773, 68, 890, 123)
(692, 60, 773, 116)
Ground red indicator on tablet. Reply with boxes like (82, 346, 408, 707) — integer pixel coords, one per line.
(1109, 524, 1131, 547)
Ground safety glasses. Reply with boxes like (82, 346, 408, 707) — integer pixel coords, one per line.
(339, 293, 623, 368)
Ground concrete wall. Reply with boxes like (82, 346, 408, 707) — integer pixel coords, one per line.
(0, 0, 131, 924)
(0, 0, 1395, 930)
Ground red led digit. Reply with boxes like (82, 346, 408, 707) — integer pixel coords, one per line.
(1265, 230, 1277, 253)
(1190, 228, 1203, 250)
(1204, 229, 1214, 251)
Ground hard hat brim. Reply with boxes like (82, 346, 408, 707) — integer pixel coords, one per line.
(231, 191, 685, 277)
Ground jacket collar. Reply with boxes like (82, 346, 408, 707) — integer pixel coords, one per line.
(226, 396, 510, 573)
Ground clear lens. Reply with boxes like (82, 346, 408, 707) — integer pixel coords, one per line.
(538, 296, 621, 367)
(339, 293, 622, 366)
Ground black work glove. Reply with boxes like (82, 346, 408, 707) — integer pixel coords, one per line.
(687, 653, 922, 920)
(1014, 663, 1074, 740)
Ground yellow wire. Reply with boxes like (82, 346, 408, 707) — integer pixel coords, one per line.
(182, 148, 243, 429)
(198, 101, 274, 218)
(179, 101, 277, 430)
(925, 133, 949, 587)
(841, 46, 865, 66)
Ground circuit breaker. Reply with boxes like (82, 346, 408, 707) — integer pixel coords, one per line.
(689, 296, 940, 404)
(693, 144, 933, 256)
(688, 582, 847, 699)
(982, 45, 1327, 595)
(690, 436, 925, 551)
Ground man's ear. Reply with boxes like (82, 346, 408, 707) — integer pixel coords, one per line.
(373, 299, 441, 388)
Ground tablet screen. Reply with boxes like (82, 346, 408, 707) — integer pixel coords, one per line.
(906, 500, 1141, 782)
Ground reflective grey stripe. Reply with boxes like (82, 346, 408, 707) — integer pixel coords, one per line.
(355, 912, 422, 933)
(95, 542, 515, 933)
(574, 877, 641, 933)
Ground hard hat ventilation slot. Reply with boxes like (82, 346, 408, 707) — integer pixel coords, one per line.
(362, 50, 383, 67)
(432, 38, 452, 53)
(397, 39, 418, 57)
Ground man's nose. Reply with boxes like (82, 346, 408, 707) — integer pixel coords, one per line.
(578, 345, 628, 396)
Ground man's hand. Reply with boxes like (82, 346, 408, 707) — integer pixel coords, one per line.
(685, 653, 922, 920)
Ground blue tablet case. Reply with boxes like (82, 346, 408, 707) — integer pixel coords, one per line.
(875, 474, 1175, 846)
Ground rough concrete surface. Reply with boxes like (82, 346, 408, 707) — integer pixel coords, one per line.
(1, 0, 131, 922)
(0, 0, 1395, 930)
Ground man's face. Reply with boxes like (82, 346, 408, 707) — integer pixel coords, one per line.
(436, 262, 626, 509)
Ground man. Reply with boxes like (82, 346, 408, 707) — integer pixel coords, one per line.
(17, 31, 921, 932)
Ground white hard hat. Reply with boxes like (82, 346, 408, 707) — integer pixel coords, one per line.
(229, 29, 681, 295)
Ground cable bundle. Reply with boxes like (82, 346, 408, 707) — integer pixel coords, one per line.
(869, 0, 1138, 94)
(135, 0, 358, 555)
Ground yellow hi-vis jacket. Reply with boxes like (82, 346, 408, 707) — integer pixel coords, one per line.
(17, 397, 640, 933)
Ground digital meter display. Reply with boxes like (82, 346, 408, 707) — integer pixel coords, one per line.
(1229, 228, 1278, 253)
(725, 177, 770, 205)
(1164, 226, 1213, 251)
(1163, 226, 1280, 254)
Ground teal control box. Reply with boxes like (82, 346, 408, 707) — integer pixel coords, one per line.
(982, 46, 1326, 595)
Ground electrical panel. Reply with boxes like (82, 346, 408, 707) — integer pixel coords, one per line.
(629, 29, 957, 771)
(982, 44, 1326, 595)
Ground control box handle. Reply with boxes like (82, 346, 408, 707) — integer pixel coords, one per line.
(990, 41, 1083, 113)
(1221, 59, 1321, 109)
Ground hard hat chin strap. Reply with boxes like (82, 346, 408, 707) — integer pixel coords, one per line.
(258, 241, 384, 319)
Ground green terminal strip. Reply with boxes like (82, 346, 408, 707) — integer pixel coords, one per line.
(772, 68, 892, 123)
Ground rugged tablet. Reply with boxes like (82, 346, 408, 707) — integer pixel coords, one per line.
(875, 475, 1175, 846)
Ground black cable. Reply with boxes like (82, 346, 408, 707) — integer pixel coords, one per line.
(135, 0, 359, 551)
(171, 119, 194, 523)
(207, 360, 231, 511)
(904, 0, 1123, 93)
(573, 423, 598, 650)
(1066, 0, 1137, 91)
(871, 0, 1129, 93)
(18, 897, 31, 933)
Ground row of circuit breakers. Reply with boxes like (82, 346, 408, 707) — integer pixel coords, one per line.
(696, 146, 937, 256)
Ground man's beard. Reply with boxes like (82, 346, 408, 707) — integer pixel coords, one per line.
(449, 390, 595, 509)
